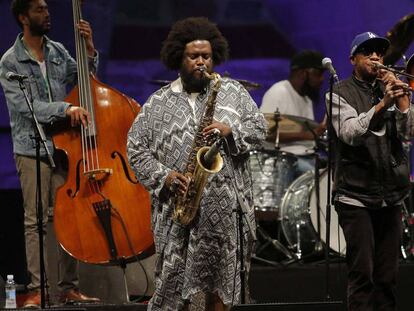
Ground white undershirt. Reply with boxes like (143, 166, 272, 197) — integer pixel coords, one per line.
(261, 80, 315, 155)
(171, 77, 199, 116)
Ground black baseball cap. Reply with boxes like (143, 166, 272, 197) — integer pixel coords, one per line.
(290, 50, 325, 70)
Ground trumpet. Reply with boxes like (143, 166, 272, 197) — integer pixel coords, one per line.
(372, 61, 414, 93)
(372, 61, 414, 80)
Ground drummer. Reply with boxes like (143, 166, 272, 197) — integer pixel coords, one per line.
(260, 50, 327, 178)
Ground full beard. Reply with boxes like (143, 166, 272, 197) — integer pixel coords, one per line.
(29, 20, 50, 37)
(303, 83, 320, 102)
(180, 68, 209, 93)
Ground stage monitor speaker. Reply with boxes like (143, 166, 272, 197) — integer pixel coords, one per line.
(231, 301, 344, 311)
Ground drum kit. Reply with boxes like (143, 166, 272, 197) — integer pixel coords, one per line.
(249, 111, 345, 264)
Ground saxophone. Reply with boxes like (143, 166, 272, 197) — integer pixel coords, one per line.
(172, 70, 224, 225)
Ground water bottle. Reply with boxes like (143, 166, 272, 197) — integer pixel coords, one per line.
(5, 275, 16, 309)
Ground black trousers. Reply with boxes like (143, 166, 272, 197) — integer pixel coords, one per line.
(335, 201, 402, 311)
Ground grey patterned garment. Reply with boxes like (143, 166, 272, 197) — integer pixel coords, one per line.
(127, 77, 267, 311)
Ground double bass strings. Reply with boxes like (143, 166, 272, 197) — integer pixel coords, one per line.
(72, 0, 100, 176)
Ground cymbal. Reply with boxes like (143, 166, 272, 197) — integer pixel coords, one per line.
(264, 113, 319, 140)
(235, 79, 261, 90)
(383, 14, 414, 65)
(148, 78, 261, 90)
(222, 71, 261, 90)
(149, 79, 172, 86)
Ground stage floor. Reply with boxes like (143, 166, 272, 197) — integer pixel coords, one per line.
(249, 260, 414, 311)
(2, 189, 414, 310)
(4, 261, 414, 311)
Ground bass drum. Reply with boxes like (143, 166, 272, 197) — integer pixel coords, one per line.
(280, 170, 346, 257)
(249, 149, 297, 212)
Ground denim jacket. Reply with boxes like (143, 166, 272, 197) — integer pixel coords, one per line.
(0, 33, 98, 158)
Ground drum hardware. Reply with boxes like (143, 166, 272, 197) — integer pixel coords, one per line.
(306, 121, 325, 256)
(254, 111, 332, 264)
(252, 225, 295, 266)
(279, 170, 346, 263)
(272, 109, 281, 149)
(251, 109, 298, 265)
(264, 113, 319, 144)
(251, 109, 299, 213)
(249, 147, 297, 264)
(280, 122, 329, 263)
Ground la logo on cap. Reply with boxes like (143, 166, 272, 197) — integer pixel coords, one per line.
(367, 32, 376, 39)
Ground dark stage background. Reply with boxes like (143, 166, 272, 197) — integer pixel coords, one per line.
(1, 0, 414, 307)
(0, 0, 414, 188)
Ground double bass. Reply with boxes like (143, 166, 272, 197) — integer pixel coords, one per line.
(53, 0, 153, 264)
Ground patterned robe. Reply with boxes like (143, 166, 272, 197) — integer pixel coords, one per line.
(127, 77, 267, 310)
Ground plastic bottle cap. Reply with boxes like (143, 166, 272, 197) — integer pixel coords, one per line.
(6, 275, 13, 280)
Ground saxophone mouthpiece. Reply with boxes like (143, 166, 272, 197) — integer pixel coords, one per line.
(197, 66, 212, 78)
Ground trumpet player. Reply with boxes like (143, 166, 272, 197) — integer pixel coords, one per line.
(328, 31, 413, 311)
(127, 17, 267, 311)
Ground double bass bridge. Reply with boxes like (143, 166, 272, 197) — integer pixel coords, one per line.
(85, 168, 113, 181)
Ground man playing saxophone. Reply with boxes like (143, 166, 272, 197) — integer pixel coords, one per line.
(127, 17, 267, 311)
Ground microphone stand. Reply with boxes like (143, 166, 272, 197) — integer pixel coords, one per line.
(273, 109, 281, 150)
(17, 79, 55, 309)
(304, 122, 324, 255)
(222, 140, 257, 305)
(324, 75, 335, 300)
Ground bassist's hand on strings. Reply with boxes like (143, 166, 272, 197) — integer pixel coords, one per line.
(77, 19, 95, 58)
(65, 106, 91, 128)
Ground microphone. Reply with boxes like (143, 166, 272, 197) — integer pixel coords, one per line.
(5, 72, 28, 82)
(203, 137, 224, 169)
(322, 58, 339, 82)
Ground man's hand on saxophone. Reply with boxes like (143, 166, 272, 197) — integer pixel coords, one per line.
(165, 171, 190, 195)
(203, 121, 232, 138)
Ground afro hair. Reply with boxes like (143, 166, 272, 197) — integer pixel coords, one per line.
(160, 17, 229, 70)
